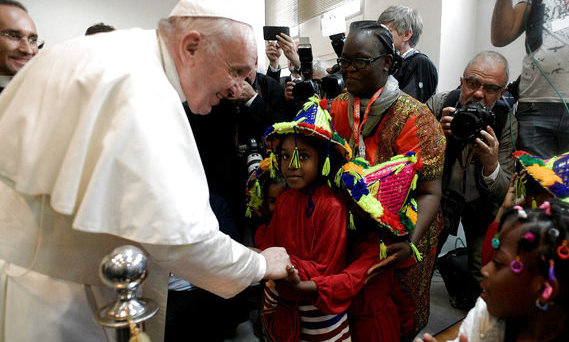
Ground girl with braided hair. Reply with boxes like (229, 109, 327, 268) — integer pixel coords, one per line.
(418, 200, 569, 342)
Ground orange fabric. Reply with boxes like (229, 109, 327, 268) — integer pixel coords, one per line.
(330, 94, 445, 181)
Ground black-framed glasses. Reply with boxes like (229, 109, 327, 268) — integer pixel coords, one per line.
(337, 53, 386, 71)
(462, 76, 504, 95)
(0, 30, 44, 49)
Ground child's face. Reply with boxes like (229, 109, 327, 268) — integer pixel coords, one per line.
(267, 182, 286, 214)
(480, 220, 544, 318)
(280, 135, 319, 191)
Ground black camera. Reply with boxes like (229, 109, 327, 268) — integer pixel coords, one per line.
(450, 103, 495, 143)
(320, 33, 346, 100)
(292, 43, 320, 104)
(320, 73, 344, 99)
(292, 78, 320, 104)
(328, 33, 345, 74)
(291, 38, 345, 103)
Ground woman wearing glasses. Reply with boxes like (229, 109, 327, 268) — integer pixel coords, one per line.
(330, 21, 446, 342)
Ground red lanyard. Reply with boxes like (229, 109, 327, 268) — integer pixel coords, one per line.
(352, 87, 384, 147)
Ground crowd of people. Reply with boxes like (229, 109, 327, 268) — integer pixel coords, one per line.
(0, 0, 567, 341)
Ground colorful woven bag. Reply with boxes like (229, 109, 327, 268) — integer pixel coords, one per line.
(340, 152, 423, 260)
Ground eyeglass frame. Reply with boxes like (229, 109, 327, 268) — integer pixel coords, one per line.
(461, 76, 505, 95)
(0, 29, 44, 49)
(337, 53, 387, 71)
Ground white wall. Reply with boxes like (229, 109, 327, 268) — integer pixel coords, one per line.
(439, 0, 478, 92)
(23, 0, 527, 90)
(24, 0, 267, 71)
(438, 0, 525, 92)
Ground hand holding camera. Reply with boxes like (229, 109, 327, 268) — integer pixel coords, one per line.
(284, 81, 295, 102)
(440, 107, 455, 137)
(472, 125, 500, 176)
(275, 33, 300, 70)
(442, 103, 500, 176)
(265, 41, 281, 69)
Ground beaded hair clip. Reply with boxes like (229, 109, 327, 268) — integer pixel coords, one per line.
(549, 259, 556, 282)
(493, 206, 529, 250)
(558, 240, 569, 260)
(539, 201, 552, 216)
(492, 233, 500, 249)
(510, 231, 535, 274)
(513, 205, 527, 219)
(510, 256, 524, 274)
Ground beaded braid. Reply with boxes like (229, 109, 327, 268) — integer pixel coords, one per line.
(499, 200, 569, 299)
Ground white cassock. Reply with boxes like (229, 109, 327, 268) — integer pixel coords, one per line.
(0, 28, 266, 341)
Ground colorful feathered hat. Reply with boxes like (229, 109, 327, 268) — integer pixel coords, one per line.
(339, 152, 423, 260)
(263, 96, 352, 176)
(513, 151, 569, 203)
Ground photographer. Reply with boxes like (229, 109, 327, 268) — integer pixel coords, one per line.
(426, 51, 518, 309)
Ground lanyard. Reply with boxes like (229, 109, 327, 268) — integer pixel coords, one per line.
(352, 86, 384, 147)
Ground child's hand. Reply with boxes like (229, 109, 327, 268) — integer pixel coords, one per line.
(415, 333, 439, 342)
(415, 333, 468, 342)
(366, 241, 412, 279)
(495, 173, 521, 222)
(277, 265, 317, 295)
(283, 264, 301, 284)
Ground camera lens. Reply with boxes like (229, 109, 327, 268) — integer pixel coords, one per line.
(450, 103, 494, 143)
(247, 152, 263, 175)
(451, 113, 478, 141)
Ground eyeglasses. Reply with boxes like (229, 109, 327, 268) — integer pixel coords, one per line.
(462, 77, 505, 95)
(337, 54, 386, 71)
(0, 30, 44, 49)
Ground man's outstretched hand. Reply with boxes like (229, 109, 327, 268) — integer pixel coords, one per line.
(261, 247, 292, 279)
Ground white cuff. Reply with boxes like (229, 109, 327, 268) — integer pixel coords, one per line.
(268, 64, 280, 72)
(255, 253, 267, 282)
(483, 163, 500, 182)
(244, 93, 258, 107)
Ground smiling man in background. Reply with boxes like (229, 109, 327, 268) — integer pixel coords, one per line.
(0, 0, 40, 92)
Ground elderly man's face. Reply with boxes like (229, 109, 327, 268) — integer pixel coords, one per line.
(0, 5, 38, 76)
(459, 58, 507, 109)
(181, 24, 256, 114)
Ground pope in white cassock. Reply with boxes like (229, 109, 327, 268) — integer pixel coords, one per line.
(0, 0, 291, 341)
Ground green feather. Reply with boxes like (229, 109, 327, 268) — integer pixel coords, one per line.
(410, 242, 422, 262)
(379, 241, 387, 259)
(349, 212, 356, 230)
(322, 155, 331, 176)
(290, 147, 301, 169)
(335, 167, 343, 187)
